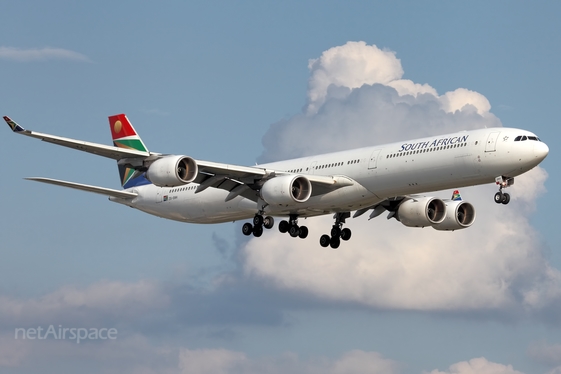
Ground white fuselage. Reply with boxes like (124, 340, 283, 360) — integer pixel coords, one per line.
(117, 127, 548, 223)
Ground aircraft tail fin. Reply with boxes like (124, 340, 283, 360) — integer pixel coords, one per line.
(4, 116, 26, 132)
(108, 114, 151, 189)
(451, 190, 462, 201)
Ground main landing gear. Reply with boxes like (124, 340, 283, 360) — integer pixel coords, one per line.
(278, 214, 308, 239)
(320, 212, 351, 249)
(242, 214, 275, 237)
(242, 213, 309, 239)
(494, 176, 514, 205)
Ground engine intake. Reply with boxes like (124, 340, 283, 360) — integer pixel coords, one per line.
(432, 201, 476, 231)
(260, 175, 312, 206)
(397, 197, 446, 228)
(146, 155, 198, 187)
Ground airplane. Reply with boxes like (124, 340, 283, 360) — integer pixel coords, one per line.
(4, 114, 549, 248)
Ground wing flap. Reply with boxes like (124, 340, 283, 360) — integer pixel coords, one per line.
(25, 177, 137, 199)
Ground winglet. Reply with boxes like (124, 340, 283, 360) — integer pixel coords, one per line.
(451, 190, 462, 201)
(4, 116, 26, 132)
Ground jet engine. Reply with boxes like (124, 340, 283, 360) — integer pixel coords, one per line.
(432, 200, 476, 231)
(397, 197, 446, 228)
(260, 175, 312, 206)
(145, 155, 198, 187)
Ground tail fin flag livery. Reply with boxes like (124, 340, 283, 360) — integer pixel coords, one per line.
(108, 114, 151, 188)
(4, 116, 25, 132)
(109, 114, 148, 152)
(451, 190, 462, 201)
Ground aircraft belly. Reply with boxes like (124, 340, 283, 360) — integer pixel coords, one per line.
(264, 182, 380, 216)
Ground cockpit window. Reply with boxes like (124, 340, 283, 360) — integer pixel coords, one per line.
(515, 134, 541, 142)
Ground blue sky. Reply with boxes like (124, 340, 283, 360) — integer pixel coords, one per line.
(1, 2, 560, 373)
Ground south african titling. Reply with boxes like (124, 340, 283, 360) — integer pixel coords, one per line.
(399, 135, 470, 152)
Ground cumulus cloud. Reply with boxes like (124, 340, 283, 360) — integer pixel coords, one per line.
(307, 41, 404, 113)
(426, 357, 524, 374)
(304, 41, 493, 117)
(249, 41, 559, 317)
(259, 42, 500, 164)
(0, 46, 91, 62)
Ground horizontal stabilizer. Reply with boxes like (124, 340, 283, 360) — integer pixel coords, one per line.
(25, 177, 137, 199)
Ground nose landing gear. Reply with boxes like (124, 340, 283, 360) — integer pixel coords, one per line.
(494, 176, 514, 205)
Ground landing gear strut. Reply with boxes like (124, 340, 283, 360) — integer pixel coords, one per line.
(494, 176, 514, 205)
(242, 213, 275, 237)
(278, 214, 308, 239)
(320, 212, 351, 249)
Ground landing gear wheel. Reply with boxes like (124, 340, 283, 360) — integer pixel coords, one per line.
(278, 220, 289, 233)
(494, 192, 503, 204)
(340, 228, 352, 241)
(242, 223, 253, 236)
(298, 226, 309, 239)
(330, 236, 341, 249)
(320, 234, 331, 248)
(253, 215, 264, 226)
(263, 216, 275, 229)
(289, 225, 300, 238)
(331, 226, 341, 238)
(253, 225, 263, 237)
(501, 193, 510, 205)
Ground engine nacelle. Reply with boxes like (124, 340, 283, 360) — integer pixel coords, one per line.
(260, 175, 312, 206)
(432, 201, 476, 231)
(397, 197, 446, 228)
(145, 155, 198, 187)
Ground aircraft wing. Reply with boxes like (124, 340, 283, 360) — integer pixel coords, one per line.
(4, 116, 155, 160)
(192, 160, 355, 202)
(5, 116, 354, 202)
(26, 177, 138, 199)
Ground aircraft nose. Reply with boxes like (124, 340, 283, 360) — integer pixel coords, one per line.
(534, 141, 549, 161)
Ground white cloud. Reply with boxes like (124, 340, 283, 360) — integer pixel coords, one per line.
(0, 46, 91, 62)
(249, 41, 559, 316)
(426, 357, 524, 374)
(441, 88, 491, 116)
(387, 79, 438, 97)
(304, 41, 493, 117)
(0, 280, 169, 326)
(307, 41, 403, 113)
